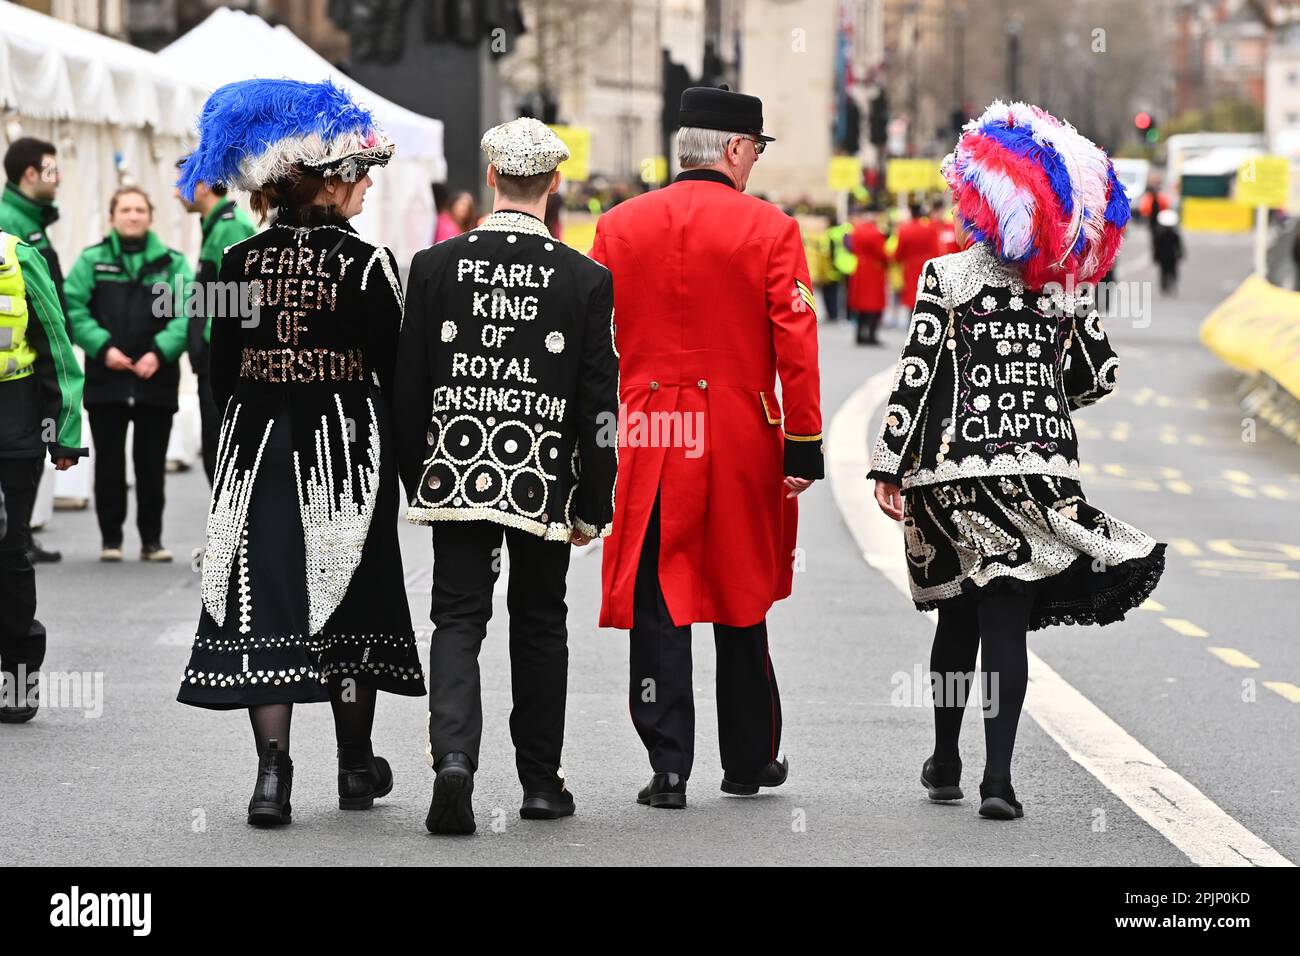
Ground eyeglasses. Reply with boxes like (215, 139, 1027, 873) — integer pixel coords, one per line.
(733, 135, 766, 156)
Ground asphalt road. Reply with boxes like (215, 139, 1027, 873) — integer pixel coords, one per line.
(4, 226, 1295, 866)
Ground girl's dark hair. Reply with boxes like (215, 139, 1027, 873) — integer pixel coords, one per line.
(248, 169, 358, 224)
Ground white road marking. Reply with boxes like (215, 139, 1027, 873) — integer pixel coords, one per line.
(829, 369, 1294, 867)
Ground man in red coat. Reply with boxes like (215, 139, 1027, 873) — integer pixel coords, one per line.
(931, 199, 960, 255)
(590, 86, 823, 809)
(893, 203, 941, 310)
(846, 208, 889, 345)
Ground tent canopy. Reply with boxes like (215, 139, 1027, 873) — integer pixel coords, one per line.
(159, 8, 445, 177)
(0, 0, 209, 136)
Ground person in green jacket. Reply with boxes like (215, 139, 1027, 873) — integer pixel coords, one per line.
(0, 138, 65, 313)
(3, 137, 71, 565)
(64, 186, 192, 563)
(174, 160, 256, 484)
(820, 219, 857, 322)
(0, 229, 85, 723)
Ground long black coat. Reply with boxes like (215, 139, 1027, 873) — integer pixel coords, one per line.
(395, 209, 619, 540)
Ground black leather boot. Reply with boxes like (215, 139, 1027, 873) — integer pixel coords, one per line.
(338, 744, 394, 810)
(247, 738, 293, 826)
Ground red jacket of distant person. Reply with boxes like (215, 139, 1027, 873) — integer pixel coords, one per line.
(894, 216, 941, 309)
(847, 219, 889, 313)
(589, 169, 824, 629)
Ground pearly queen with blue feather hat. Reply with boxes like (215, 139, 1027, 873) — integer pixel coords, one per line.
(176, 78, 395, 200)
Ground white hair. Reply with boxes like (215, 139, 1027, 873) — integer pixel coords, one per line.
(676, 126, 740, 169)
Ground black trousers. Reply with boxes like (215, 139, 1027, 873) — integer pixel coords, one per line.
(854, 310, 883, 343)
(87, 404, 174, 548)
(629, 496, 782, 781)
(0, 457, 46, 678)
(197, 374, 220, 485)
(821, 280, 841, 321)
(427, 519, 572, 791)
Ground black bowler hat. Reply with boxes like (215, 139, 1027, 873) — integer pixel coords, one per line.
(678, 84, 775, 143)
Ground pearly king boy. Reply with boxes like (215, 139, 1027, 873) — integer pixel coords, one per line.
(395, 117, 619, 836)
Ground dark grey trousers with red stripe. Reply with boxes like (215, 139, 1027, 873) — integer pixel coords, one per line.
(628, 495, 782, 782)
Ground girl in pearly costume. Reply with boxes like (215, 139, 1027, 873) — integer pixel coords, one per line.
(868, 101, 1166, 820)
(174, 79, 425, 826)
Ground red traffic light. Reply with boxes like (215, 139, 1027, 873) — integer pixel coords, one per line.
(1134, 111, 1152, 131)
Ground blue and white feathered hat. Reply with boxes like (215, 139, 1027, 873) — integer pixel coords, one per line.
(177, 78, 395, 200)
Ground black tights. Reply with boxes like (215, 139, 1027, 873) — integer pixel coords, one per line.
(929, 587, 1033, 782)
(248, 679, 378, 758)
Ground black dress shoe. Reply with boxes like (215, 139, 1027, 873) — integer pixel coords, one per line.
(520, 787, 575, 820)
(978, 776, 1025, 820)
(28, 541, 61, 564)
(721, 756, 789, 795)
(637, 772, 687, 809)
(921, 755, 963, 802)
(0, 667, 37, 724)
(0, 704, 37, 723)
(247, 739, 293, 827)
(337, 745, 394, 810)
(426, 752, 476, 835)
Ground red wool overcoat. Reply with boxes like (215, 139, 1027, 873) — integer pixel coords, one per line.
(589, 170, 824, 630)
(846, 220, 888, 313)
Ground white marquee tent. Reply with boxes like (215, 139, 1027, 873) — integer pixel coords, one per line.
(0, 0, 212, 263)
(1, 2, 446, 512)
(160, 7, 446, 268)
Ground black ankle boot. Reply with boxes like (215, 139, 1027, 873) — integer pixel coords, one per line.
(978, 775, 1024, 820)
(338, 744, 394, 810)
(247, 739, 293, 826)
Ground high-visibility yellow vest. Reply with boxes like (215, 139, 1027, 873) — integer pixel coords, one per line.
(0, 232, 38, 382)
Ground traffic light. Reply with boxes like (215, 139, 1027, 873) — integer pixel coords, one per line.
(869, 91, 889, 147)
(1134, 111, 1158, 143)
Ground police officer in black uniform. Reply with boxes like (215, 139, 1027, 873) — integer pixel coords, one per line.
(395, 117, 619, 836)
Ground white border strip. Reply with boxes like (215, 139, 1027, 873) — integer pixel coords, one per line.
(830, 369, 1293, 867)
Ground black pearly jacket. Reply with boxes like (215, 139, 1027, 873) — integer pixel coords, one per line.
(395, 208, 619, 540)
(201, 205, 405, 635)
(868, 241, 1120, 490)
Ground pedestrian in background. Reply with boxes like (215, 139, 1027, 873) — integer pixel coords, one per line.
(431, 182, 460, 243)
(0, 230, 84, 723)
(1153, 207, 1184, 296)
(870, 102, 1165, 821)
(1, 138, 70, 565)
(591, 86, 823, 810)
(65, 187, 192, 563)
(931, 199, 960, 255)
(397, 118, 618, 835)
(847, 206, 889, 345)
(174, 78, 425, 827)
(818, 217, 854, 322)
(174, 158, 257, 484)
(447, 189, 477, 233)
(893, 202, 940, 318)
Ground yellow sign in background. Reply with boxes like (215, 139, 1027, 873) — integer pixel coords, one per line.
(1236, 156, 1291, 209)
(1181, 197, 1253, 234)
(886, 158, 945, 194)
(548, 125, 591, 182)
(827, 156, 862, 191)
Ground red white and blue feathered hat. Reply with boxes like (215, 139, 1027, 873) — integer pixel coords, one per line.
(177, 78, 394, 201)
(941, 100, 1130, 289)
